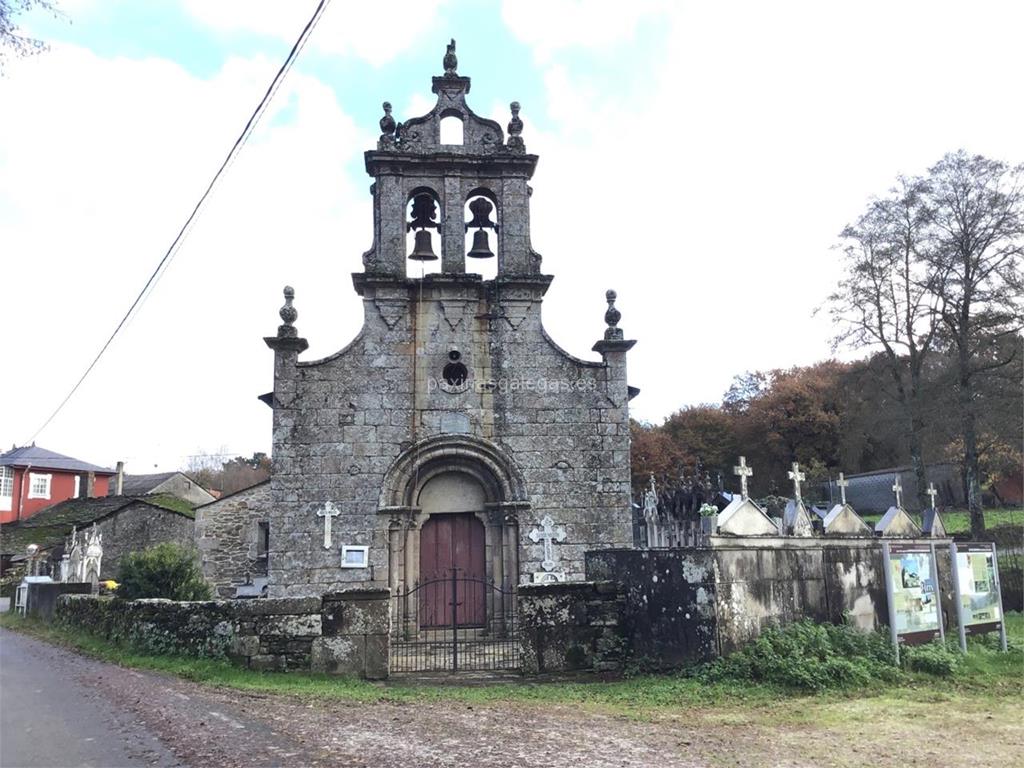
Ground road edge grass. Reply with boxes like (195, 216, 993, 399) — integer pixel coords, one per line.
(1, 611, 1020, 720)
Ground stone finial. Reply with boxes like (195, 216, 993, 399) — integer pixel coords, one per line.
(278, 285, 298, 338)
(507, 101, 525, 153)
(603, 289, 623, 340)
(443, 38, 458, 76)
(379, 101, 396, 135)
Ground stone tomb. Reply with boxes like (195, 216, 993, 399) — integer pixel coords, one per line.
(716, 498, 779, 536)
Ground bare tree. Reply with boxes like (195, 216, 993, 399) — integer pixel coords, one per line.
(924, 151, 1024, 536)
(828, 177, 942, 509)
(0, 0, 57, 74)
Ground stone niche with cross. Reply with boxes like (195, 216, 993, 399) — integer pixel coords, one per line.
(821, 472, 872, 536)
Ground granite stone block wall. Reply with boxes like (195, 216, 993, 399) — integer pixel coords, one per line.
(518, 581, 626, 674)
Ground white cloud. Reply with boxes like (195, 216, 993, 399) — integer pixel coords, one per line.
(0, 42, 373, 469)
(498, 0, 1024, 423)
(183, 0, 450, 67)
(501, 0, 670, 62)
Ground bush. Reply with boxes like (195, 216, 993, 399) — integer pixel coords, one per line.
(116, 543, 212, 601)
(698, 620, 901, 691)
(902, 642, 960, 677)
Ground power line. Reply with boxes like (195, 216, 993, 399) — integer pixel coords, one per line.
(27, 0, 332, 444)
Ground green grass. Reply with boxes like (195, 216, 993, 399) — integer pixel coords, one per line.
(860, 506, 1023, 534)
(2, 611, 1020, 717)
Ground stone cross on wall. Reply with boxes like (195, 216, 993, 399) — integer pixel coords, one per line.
(892, 476, 903, 508)
(317, 501, 341, 550)
(836, 472, 849, 506)
(926, 482, 938, 510)
(529, 515, 567, 572)
(788, 462, 806, 503)
(733, 456, 753, 499)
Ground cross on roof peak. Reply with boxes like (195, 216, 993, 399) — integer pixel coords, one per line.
(787, 462, 806, 502)
(892, 476, 903, 508)
(926, 482, 939, 510)
(836, 472, 849, 506)
(733, 456, 753, 499)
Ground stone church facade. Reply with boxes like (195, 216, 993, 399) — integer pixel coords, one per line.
(263, 44, 636, 601)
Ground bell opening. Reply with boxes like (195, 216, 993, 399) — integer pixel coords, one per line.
(464, 193, 498, 280)
(406, 190, 442, 277)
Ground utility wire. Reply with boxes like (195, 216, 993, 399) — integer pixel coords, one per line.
(27, 0, 331, 444)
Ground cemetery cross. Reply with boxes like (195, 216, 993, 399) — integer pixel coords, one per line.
(733, 456, 753, 499)
(836, 472, 849, 506)
(926, 482, 938, 510)
(892, 476, 903, 508)
(788, 462, 806, 503)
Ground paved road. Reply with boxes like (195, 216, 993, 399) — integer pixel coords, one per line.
(0, 629, 319, 768)
(0, 628, 180, 767)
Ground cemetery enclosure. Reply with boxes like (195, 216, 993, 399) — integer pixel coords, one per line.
(50, 534, 1002, 679)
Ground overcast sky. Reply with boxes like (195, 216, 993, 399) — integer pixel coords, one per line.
(1, 0, 1022, 473)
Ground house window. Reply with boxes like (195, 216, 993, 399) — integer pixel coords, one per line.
(74, 475, 81, 498)
(28, 473, 52, 500)
(0, 467, 13, 512)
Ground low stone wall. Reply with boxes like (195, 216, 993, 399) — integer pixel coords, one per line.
(55, 589, 389, 679)
(518, 581, 626, 674)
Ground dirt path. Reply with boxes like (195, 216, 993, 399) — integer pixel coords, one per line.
(2, 628, 1021, 768)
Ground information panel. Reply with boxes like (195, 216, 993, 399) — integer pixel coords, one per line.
(885, 543, 942, 645)
(953, 543, 1004, 638)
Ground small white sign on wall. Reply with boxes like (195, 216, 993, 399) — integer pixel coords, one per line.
(341, 545, 369, 569)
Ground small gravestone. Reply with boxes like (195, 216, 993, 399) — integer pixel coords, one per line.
(783, 463, 815, 537)
(875, 475, 921, 537)
(821, 472, 871, 535)
(921, 483, 946, 537)
(875, 507, 922, 537)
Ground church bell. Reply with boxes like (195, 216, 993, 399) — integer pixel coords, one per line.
(408, 229, 438, 261)
(467, 229, 495, 259)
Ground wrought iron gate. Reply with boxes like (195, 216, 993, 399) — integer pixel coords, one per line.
(390, 570, 520, 673)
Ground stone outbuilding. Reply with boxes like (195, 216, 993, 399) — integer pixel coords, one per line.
(261, 44, 638, 609)
(195, 481, 270, 597)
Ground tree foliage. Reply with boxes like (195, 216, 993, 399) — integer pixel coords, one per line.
(185, 451, 271, 495)
(117, 542, 212, 601)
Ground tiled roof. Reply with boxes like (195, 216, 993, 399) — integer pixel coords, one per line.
(0, 445, 114, 474)
(0, 494, 194, 556)
(120, 472, 179, 495)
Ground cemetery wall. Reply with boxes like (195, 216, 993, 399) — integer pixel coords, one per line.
(518, 581, 626, 674)
(195, 482, 270, 597)
(54, 589, 390, 679)
(586, 539, 957, 668)
(26, 582, 92, 621)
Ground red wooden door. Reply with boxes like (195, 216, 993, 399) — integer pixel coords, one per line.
(419, 514, 486, 628)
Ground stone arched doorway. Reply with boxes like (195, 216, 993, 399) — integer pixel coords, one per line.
(379, 434, 529, 602)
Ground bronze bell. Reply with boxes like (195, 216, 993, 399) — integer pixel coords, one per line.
(408, 230, 438, 261)
(467, 229, 495, 259)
